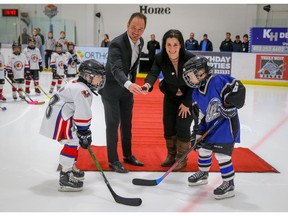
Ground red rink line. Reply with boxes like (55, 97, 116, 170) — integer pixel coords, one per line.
(180, 115, 288, 212)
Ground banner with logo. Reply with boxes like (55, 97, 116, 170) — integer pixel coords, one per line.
(193, 51, 232, 75)
(75, 47, 108, 66)
(255, 54, 288, 80)
(250, 27, 288, 53)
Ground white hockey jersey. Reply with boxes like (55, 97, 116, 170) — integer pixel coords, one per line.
(39, 80, 93, 141)
(0, 53, 5, 79)
(6, 53, 29, 79)
(22, 47, 42, 70)
(50, 53, 68, 76)
(66, 52, 81, 75)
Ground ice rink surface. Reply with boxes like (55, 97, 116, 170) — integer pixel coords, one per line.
(0, 73, 288, 213)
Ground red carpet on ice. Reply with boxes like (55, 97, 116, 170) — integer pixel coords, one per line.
(76, 79, 278, 173)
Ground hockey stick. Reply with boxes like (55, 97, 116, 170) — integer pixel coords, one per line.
(132, 116, 224, 186)
(87, 146, 142, 206)
(28, 75, 51, 99)
(4, 76, 40, 105)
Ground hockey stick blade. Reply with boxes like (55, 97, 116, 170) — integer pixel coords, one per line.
(132, 117, 225, 187)
(28, 100, 45, 105)
(87, 146, 142, 206)
(132, 178, 159, 186)
(108, 185, 142, 206)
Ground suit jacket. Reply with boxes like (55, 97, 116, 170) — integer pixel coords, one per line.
(104, 32, 144, 87)
(145, 51, 195, 107)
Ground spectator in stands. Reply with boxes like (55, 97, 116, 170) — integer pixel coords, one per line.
(37, 28, 45, 67)
(32, 28, 42, 50)
(220, 32, 233, 52)
(185, 32, 198, 51)
(147, 34, 160, 70)
(101, 34, 110, 47)
(198, 34, 213, 51)
(44, 31, 56, 71)
(18, 28, 30, 44)
(57, 31, 68, 52)
(241, 34, 249, 52)
(232, 35, 242, 52)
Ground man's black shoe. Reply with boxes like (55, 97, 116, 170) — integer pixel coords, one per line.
(123, 155, 144, 166)
(109, 161, 128, 173)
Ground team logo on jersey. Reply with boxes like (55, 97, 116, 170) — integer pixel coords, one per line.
(205, 97, 221, 122)
(0, 61, 3, 69)
(81, 90, 91, 98)
(14, 61, 24, 71)
(58, 61, 64, 69)
(71, 61, 76, 68)
(31, 54, 39, 62)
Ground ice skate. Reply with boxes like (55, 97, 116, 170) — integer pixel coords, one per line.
(58, 170, 83, 192)
(12, 92, 17, 100)
(25, 87, 30, 94)
(188, 171, 208, 186)
(0, 94, 6, 101)
(72, 165, 85, 181)
(49, 87, 54, 94)
(35, 88, 41, 96)
(214, 179, 235, 200)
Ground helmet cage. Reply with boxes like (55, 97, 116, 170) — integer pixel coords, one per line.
(80, 68, 106, 92)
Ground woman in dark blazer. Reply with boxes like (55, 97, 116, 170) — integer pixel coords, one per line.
(142, 29, 196, 171)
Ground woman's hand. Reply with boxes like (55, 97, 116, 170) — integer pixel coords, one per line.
(178, 104, 191, 118)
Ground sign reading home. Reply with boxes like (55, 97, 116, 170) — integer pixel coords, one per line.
(250, 27, 288, 53)
(139, 5, 171, 14)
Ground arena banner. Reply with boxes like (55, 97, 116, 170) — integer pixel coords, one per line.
(250, 27, 288, 53)
(193, 51, 232, 75)
(255, 54, 288, 80)
(75, 47, 108, 66)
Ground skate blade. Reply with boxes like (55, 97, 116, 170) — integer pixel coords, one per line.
(214, 191, 235, 200)
(74, 176, 85, 181)
(188, 179, 208, 186)
(58, 186, 83, 192)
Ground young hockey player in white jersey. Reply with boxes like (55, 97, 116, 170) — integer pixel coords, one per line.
(183, 56, 246, 200)
(49, 43, 68, 94)
(22, 37, 43, 95)
(65, 42, 81, 81)
(6, 42, 29, 100)
(0, 42, 6, 101)
(39, 59, 106, 192)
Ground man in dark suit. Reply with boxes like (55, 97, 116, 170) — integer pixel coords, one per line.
(99, 12, 147, 173)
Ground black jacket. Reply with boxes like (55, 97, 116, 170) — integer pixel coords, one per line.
(104, 32, 144, 86)
(198, 39, 213, 51)
(145, 51, 195, 107)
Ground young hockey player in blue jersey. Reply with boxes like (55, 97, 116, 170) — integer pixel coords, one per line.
(39, 59, 106, 192)
(182, 56, 246, 200)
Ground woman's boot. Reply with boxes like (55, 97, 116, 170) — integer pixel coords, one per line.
(173, 139, 190, 171)
(161, 136, 177, 167)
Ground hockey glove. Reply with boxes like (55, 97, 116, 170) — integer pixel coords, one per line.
(191, 131, 204, 150)
(219, 104, 237, 119)
(77, 130, 92, 149)
(72, 54, 78, 63)
(39, 66, 43, 72)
